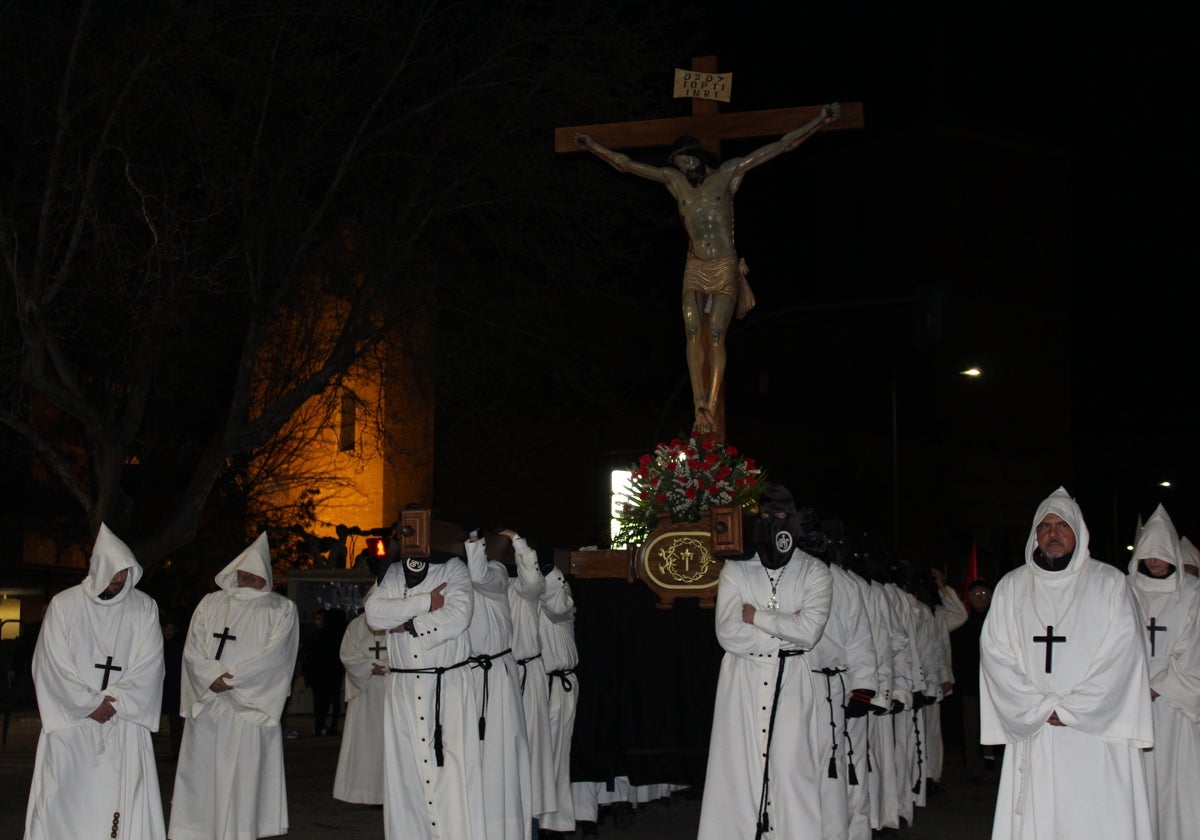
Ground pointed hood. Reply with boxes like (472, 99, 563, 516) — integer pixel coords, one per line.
(215, 532, 275, 600)
(1180, 535, 1200, 573)
(1025, 486, 1091, 577)
(81, 523, 143, 604)
(1128, 504, 1182, 590)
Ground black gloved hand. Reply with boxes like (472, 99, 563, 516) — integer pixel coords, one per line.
(889, 699, 905, 715)
(912, 691, 930, 709)
(843, 689, 875, 719)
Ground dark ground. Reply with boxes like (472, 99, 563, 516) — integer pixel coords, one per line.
(1, 709, 996, 839)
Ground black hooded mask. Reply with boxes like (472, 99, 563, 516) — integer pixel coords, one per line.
(402, 556, 429, 588)
(754, 485, 825, 570)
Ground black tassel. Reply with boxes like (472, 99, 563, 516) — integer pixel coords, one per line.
(755, 817, 769, 839)
(434, 723, 445, 766)
(479, 716, 487, 741)
(847, 760, 859, 786)
(828, 756, 838, 779)
(912, 778, 922, 796)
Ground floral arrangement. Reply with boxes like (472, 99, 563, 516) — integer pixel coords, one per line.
(612, 434, 766, 548)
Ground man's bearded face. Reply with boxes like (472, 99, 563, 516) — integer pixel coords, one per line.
(236, 570, 267, 590)
(1035, 513, 1076, 560)
(101, 568, 130, 599)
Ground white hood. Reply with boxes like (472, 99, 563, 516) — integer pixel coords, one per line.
(1128, 504, 1182, 591)
(81, 523, 143, 604)
(1179, 535, 1200, 572)
(214, 532, 275, 600)
(1025, 486, 1091, 577)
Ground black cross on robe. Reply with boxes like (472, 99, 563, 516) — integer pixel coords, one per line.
(95, 655, 123, 690)
(1033, 625, 1066, 673)
(1146, 617, 1168, 656)
(213, 626, 238, 659)
(369, 640, 387, 660)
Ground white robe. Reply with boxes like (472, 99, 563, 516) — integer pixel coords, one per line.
(509, 538, 556, 818)
(882, 582, 923, 824)
(536, 565, 579, 833)
(25, 525, 166, 840)
(807, 564, 877, 840)
(169, 533, 300, 840)
(864, 578, 901, 832)
(333, 613, 388, 805)
(365, 556, 485, 840)
(980, 487, 1154, 840)
(907, 594, 941, 806)
(1127, 505, 1200, 840)
(697, 551, 832, 840)
(926, 585, 967, 783)
(464, 539, 533, 840)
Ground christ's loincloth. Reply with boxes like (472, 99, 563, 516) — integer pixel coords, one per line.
(682, 254, 755, 319)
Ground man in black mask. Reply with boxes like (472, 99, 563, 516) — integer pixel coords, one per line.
(362, 511, 483, 839)
(697, 482, 834, 840)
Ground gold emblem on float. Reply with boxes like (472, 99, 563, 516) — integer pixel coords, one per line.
(653, 535, 715, 584)
(632, 507, 744, 609)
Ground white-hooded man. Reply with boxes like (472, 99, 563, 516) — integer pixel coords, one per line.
(980, 486, 1154, 839)
(1127, 504, 1200, 840)
(168, 532, 299, 840)
(24, 523, 166, 840)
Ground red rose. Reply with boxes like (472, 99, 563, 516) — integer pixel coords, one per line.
(684, 488, 697, 500)
(726, 446, 739, 456)
(656, 493, 668, 505)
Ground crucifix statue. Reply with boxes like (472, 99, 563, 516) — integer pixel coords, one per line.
(558, 56, 862, 439)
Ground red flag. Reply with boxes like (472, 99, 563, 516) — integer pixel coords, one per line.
(960, 539, 979, 604)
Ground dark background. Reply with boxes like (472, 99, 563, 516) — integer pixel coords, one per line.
(436, 5, 1196, 582)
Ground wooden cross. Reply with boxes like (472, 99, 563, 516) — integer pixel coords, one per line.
(554, 56, 863, 158)
(213, 626, 238, 660)
(94, 655, 123, 690)
(369, 639, 387, 660)
(1146, 617, 1167, 656)
(556, 56, 862, 441)
(1033, 625, 1066, 673)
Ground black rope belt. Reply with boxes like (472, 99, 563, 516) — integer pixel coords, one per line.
(813, 667, 849, 782)
(516, 652, 541, 692)
(755, 648, 806, 840)
(390, 656, 473, 766)
(469, 648, 512, 740)
(547, 667, 576, 695)
(911, 705, 924, 796)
